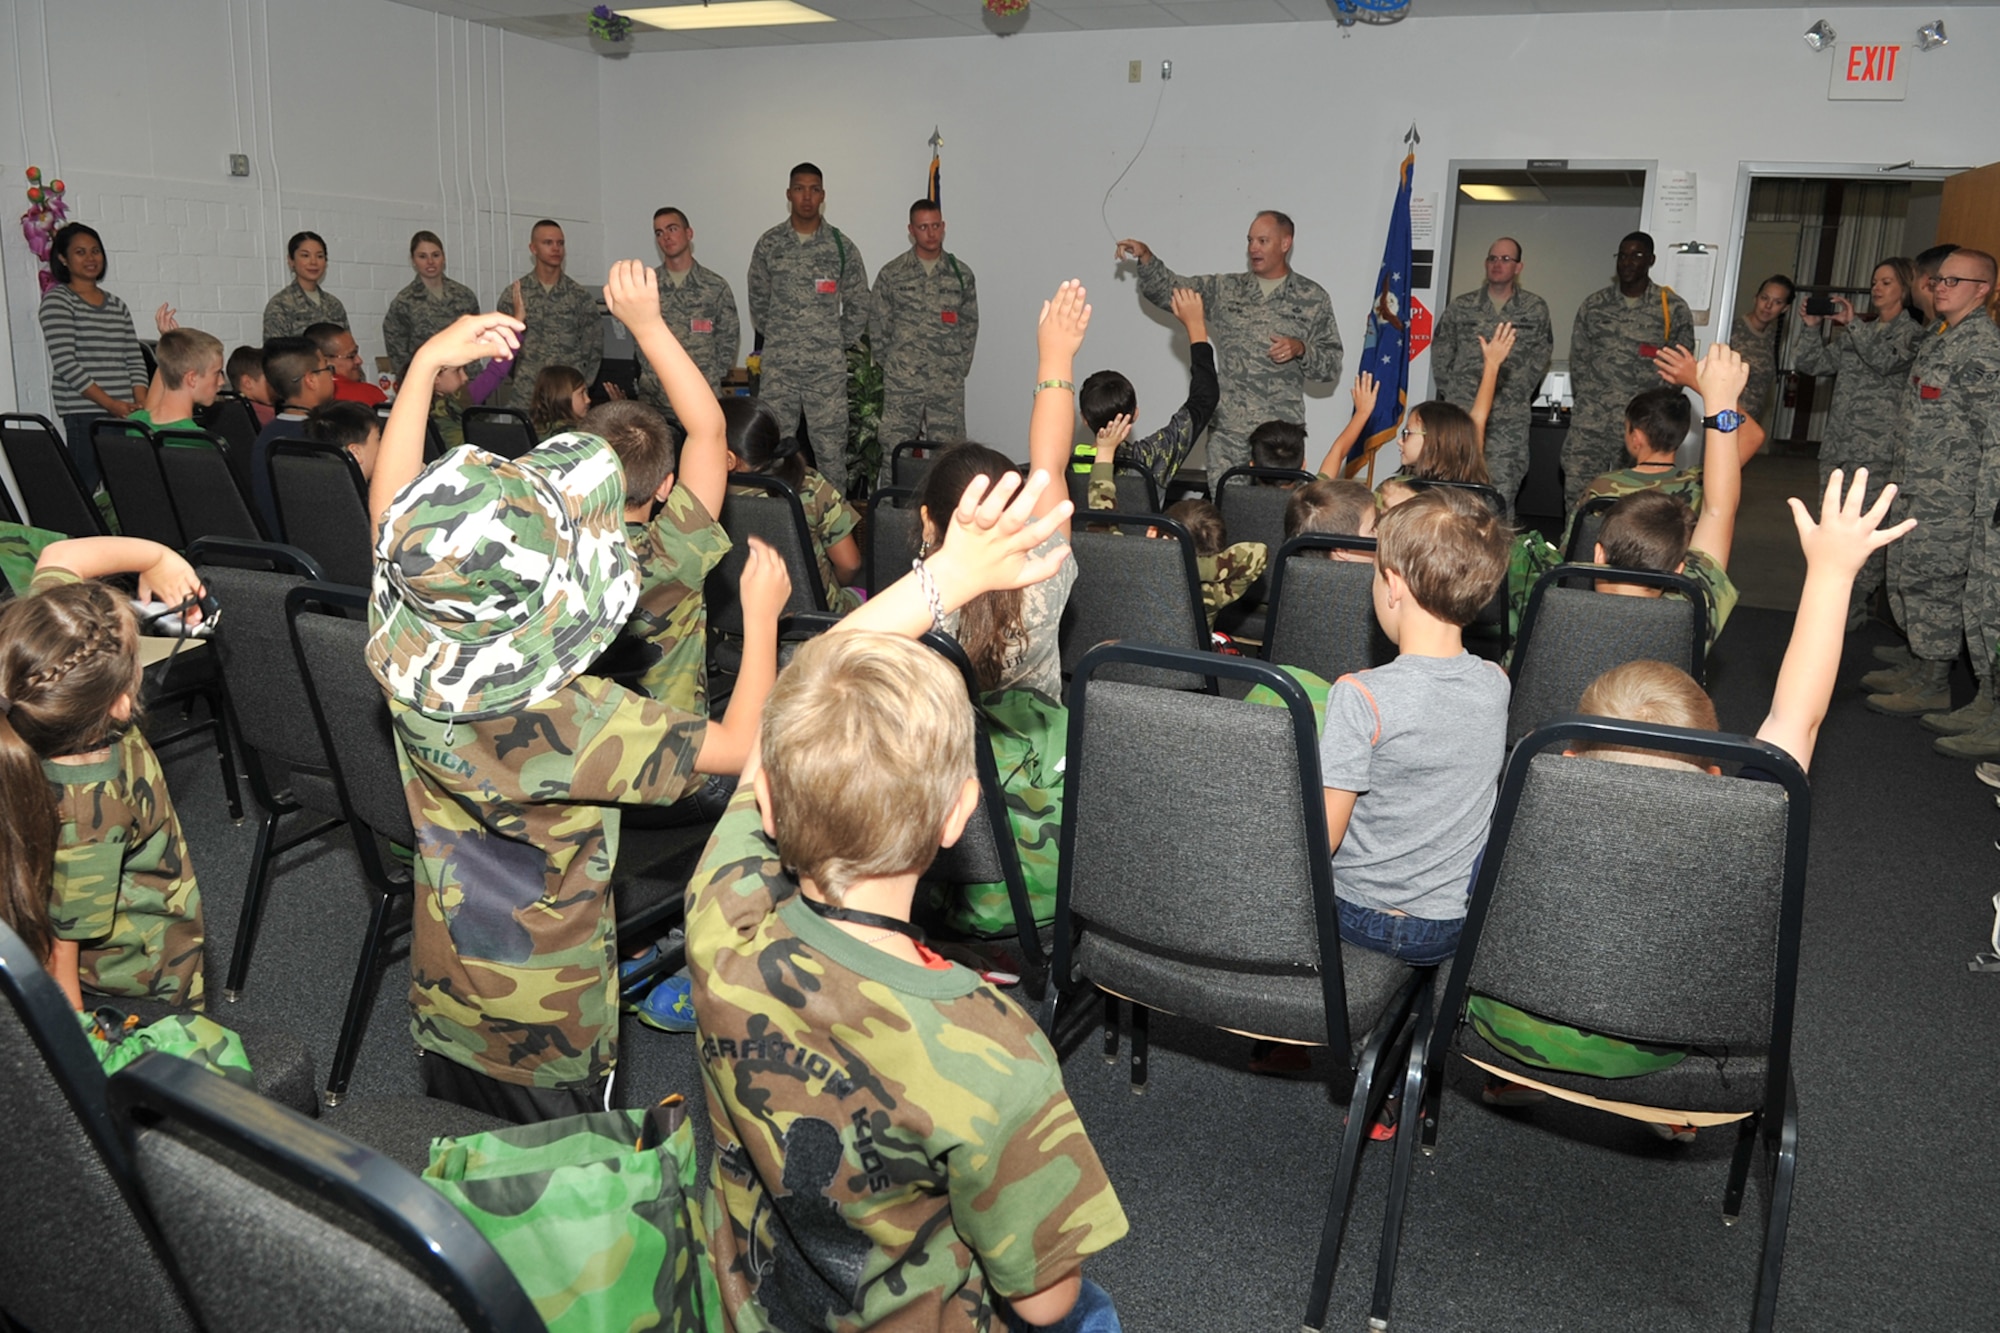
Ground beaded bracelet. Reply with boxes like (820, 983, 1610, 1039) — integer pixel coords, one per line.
(911, 557, 945, 632)
(1034, 378, 1074, 395)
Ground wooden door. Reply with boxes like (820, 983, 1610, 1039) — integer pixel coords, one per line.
(1938, 161, 2000, 258)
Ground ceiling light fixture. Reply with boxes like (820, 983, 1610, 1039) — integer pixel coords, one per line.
(1916, 19, 1947, 51)
(1459, 184, 1547, 203)
(623, 2, 834, 30)
(1802, 20, 1836, 52)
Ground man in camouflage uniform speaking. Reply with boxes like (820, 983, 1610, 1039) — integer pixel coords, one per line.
(1566, 231, 1696, 509)
(495, 219, 602, 411)
(871, 198, 978, 473)
(1115, 211, 1342, 477)
(636, 206, 739, 409)
(748, 163, 871, 493)
(1429, 236, 1552, 513)
(1869, 249, 2000, 740)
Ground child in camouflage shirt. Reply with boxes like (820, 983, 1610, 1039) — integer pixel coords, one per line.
(0, 535, 211, 1013)
(687, 458, 1130, 1332)
(364, 266, 792, 1122)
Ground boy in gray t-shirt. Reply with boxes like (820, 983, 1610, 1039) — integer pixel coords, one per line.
(1319, 487, 1512, 965)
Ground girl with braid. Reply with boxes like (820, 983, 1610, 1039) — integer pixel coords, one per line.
(0, 537, 209, 1011)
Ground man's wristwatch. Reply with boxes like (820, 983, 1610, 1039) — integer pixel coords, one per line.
(1702, 409, 1745, 434)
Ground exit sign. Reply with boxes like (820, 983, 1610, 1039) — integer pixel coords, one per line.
(1829, 41, 1906, 101)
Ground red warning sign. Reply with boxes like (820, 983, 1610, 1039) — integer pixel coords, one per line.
(1407, 295, 1432, 361)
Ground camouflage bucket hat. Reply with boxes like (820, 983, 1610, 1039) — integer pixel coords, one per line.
(366, 434, 638, 718)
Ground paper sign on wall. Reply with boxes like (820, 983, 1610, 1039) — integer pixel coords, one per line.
(1661, 242, 1718, 325)
(1655, 171, 1697, 235)
(1830, 42, 1906, 101)
(1410, 192, 1437, 249)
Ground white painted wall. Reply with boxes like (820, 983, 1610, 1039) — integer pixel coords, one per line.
(1446, 202, 1643, 365)
(595, 5, 1998, 468)
(0, 0, 601, 419)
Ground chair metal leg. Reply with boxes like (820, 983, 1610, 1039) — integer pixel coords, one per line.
(1128, 1002, 1149, 1093)
(222, 808, 280, 1000)
(1301, 1032, 1387, 1331)
(1724, 1111, 1760, 1222)
(1750, 1080, 1799, 1333)
(206, 688, 244, 821)
(1365, 1040, 1432, 1330)
(1101, 993, 1120, 1063)
(323, 889, 398, 1107)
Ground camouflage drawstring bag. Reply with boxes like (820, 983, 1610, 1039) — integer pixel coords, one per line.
(949, 689, 1067, 937)
(423, 1094, 722, 1333)
(78, 1007, 256, 1090)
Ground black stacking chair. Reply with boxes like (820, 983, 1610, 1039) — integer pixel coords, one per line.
(707, 473, 828, 638)
(1, 412, 110, 536)
(267, 442, 375, 587)
(1261, 534, 1393, 684)
(157, 431, 266, 542)
(1065, 452, 1162, 514)
(1564, 493, 1623, 564)
(0, 920, 198, 1332)
(93, 420, 185, 548)
(888, 439, 939, 492)
(462, 405, 539, 460)
(1058, 511, 1215, 692)
(108, 1053, 544, 1333)
(1046, 643, 1428, 1331)
(864, 486, 921, 594)
(197, 395, 265, 503)
(1409, 475, 1506, 517)
(1405, 476, 1512, 661)
(1214, 465, 1315, 637)
(373, 401, 450, 464)
(1370, 717, 1808, 1333)
(1508, 563, 1708, 749)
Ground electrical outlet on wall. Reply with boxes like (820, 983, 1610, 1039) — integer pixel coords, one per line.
(227, 154, 250, 177)
(1161, 60, 1172, 80)
(1128, 59, 1141, 82)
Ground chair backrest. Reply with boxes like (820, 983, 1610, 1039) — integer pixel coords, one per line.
(158, 433, 267, 543)
(1215, 466, 1313, 605)
(198, 396, 266, 503)
(1508, 563, 1708, 749)
(1409, 476, 1506, 516)
(94, 420, 186, 549)
(1261, 534, 1392, 683)
(462, 406, 539, 461)
(707, 474, 828, 635)
(0, 921, 196, 1331)
(287, 583, 419, 846)
(1, 412, 109, 537)
(1436, 718, 1808, 1117)
(1052, 644, 1354, 1062)
(1065, 454, 1161, 515)
(1059, 512, 1213, 691)
(1564, 493, 1622, 565)
(889, 439, 938, 493)
(108, 1052, 543, 1333)
(865, 486, 921, 594)
(267, 443, 376, 587)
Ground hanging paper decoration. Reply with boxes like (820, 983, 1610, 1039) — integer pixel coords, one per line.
(19, 167, 69, 295)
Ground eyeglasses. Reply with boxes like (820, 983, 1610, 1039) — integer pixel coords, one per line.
(1400, 425, 1425, 442)
(1935, 275, 1991, 290)
(1486, 254, 1520, 264)
(312, 364, 335, 376)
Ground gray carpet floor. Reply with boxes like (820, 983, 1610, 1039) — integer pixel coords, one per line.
(150, 598, 2000, 1332)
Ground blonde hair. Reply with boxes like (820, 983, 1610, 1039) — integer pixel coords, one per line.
(760, 632, 973, 904)
(1576, 659, 1717, 768)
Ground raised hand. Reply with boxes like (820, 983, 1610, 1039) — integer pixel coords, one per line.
(418, 313, 525, 368)
(1789, 467, 1917, 579)
(737, 535, 794, 623)
(1037, 279, 1091, 362)
(933, 470, 1074, 602)
(1095, 413, 1133, 458)
(1113, 238, 1154, 265)
(1350, 371, 1380, 418)
(603, 259, 669, 337)
(1694, 343, 1749, 410)
(1478, 321, 1517, 369)
(1653, 344, 1700, 390)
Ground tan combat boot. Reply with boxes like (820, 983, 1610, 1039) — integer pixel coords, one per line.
(1871, 642, 1913, 667)
(1860, 658, 1919, 694)
(1921, 681, 1995, 736)
(1936, 709, 2000, 760)
(1864, 658, 1952, 717)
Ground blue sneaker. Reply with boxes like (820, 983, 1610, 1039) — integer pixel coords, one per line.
(619, 944, 663, 1008)
(636, 975, 697, 1033)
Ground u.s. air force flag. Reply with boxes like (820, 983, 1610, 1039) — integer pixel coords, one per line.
(1356, 150, 1415, 472)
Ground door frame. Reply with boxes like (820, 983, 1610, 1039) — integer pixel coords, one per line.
(1437, 158, 1659, 309)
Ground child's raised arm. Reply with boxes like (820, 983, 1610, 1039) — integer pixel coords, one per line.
(1687, 344, 1751, 574)
(370, 314, 523, 527)
(1469, 321, 1516, 450)
(1759, 468, 1916, 769)
(1313, 372, 1380, 477)
(1030, 280, 1090, 533)
(693, 538, 791, 775)
(604, 259, 728, 520)
(1656, 344, 1766, 465)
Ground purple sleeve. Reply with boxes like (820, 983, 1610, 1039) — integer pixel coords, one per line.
(467, 356, 512, 406)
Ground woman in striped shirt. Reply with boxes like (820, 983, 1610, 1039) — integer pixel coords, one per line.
(36, 223, 149, 493)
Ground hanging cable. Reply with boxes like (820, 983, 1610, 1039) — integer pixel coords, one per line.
(1100, 76, 1166, 246)
(499, 28, 512, 288)
(260, 0, 282, 290)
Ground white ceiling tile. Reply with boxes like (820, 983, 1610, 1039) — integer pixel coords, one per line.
(848, 13, 987, 37)
(805, 0, 940, 20)
(1160, 0, 1298, 25)
(1037, 4, 1187, 29)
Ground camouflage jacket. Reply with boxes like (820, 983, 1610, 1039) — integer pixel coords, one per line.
(495, 271, 603, 409)
(1431, 286, 1553, 411)
(1569, 282, 1696, 431)
(1791, 314, 1925, 469)
(390, 675, 706, 1089)
(383, 276, 483, 378)
(637, 260, 741, 401)
(1199, 542, 1268, 626)
(622, 482, 732, 715)
(41, 567, 205, 1009)
(1917, 314, 2000, 523)
(687, 787, 1128, 1331)
(1683, 547, 1738, 658)
(0, 520, 67, 595)
(747, 222, 871, 381)
(1078, 343, 1218, 499)
(1565, 465, 1704, 554)
(1136, 258, 1340, 443)
(1730, 317, 1781, 425)
(734, 468, 858, 612)
(1505, 538, 1735, 660)
(262, 280, 350, 342)
(869, 248, 978, 390)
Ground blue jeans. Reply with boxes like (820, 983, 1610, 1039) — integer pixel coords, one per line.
(63, 411, 107, 493)
(1002, 1279, 1122, 1333)
(1336, 899, 1462, 965)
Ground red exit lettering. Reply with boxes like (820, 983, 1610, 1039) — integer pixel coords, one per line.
(1847, 44, 1900, 82)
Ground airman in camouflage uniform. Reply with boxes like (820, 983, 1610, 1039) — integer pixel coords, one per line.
(636, 208, 740, 407)
(1117, 211, 1342, 477)
(1793, 298, 1926, 627)
(1431, 238, 1552, 512)
(748, 165, 870, 494)
(689, 744, 1127, 1330)
(871, 200, 977, 464)
(35, 564, 205, 1009)
(494, 221, 602, 412)
(261, 280, 349, 342)
(1567, 233, 1695, 509)
(369, 434, 709, 1110)
(383, 272, 482, 381)
(1730, 276, 1794, 426)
